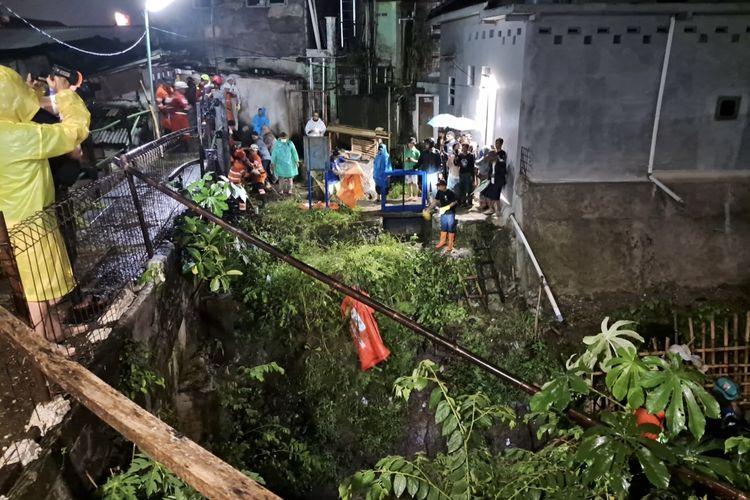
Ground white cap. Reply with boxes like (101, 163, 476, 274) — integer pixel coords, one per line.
(174, 81, 188, 90)
(250, 144, 259, 151)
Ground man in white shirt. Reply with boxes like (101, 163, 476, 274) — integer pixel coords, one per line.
(304, 111, 327, 136)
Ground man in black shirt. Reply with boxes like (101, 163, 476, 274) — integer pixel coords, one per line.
(426, 179, 458, 253)
(417, 137, 442, 198)
(456, 143, 475, 207)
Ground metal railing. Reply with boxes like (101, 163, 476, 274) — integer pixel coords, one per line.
(0, 130, 201, 364)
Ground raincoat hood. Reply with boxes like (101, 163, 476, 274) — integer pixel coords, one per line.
(0, 66, 40, 123)
(258, 107, 266, 116)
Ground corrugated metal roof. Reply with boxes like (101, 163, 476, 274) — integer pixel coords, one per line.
(0, 26, 143, 51)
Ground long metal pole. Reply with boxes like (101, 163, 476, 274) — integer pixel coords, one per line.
(145, 9, 156, 112)
(648, 15, 674, 176)
(122, 160, 746, 500)
(124, 164, 549, 401)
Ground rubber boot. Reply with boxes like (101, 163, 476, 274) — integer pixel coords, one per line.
(435, 231, 447, 249)
(447, 232, 456, 252)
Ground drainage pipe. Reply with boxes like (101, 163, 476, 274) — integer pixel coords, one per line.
(647, 15, 684, 206)
(123, 162, 747, 500)
(509, 214, 563, 323)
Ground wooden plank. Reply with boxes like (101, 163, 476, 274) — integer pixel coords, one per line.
(0, 306, 280, 500)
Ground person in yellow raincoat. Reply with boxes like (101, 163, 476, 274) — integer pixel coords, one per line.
(0, 66, 90, 344)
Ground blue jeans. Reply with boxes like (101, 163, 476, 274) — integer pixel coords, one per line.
(440, 212, 457, 233)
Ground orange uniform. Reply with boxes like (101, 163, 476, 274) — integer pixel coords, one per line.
(634, 407, 666, 440)
(341, 292, 390, 371)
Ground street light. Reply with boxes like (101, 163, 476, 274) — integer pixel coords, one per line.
(144, 0, 176, 114)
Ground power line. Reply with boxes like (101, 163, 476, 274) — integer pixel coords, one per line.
(0, 2, 146, 57)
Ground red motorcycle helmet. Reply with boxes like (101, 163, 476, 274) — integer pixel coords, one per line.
(211, 75, 223, 86)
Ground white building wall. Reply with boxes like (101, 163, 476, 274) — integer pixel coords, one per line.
(439, 16, 527, 165)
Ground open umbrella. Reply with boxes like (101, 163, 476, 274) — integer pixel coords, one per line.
(427, 113, 458, 128)
(452, 116, 480, 131)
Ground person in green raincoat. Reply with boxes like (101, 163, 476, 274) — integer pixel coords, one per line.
(0, 66, 90, 344)
(270, 132, 299, 196)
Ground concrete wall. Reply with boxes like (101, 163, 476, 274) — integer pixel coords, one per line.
(519, 14, 750, 181)
(438, 16, 527, 163)
(520, 179, 750, 295)
(233, 76, 304, 136)
(376, 1, 401, 70)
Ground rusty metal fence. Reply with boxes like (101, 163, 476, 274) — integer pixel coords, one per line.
(0, 129, 200, 363)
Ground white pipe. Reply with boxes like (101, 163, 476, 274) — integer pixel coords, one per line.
(648, 15, 674, 175)
(339, 0, 345, 47)
(325, 16, 337, 54)
(321, 57, 326, 119)
(509, 214, 564, 322)
(308, 58, 313, 91)
(307, 0, 322, 50)
(649, 175, 685, 205)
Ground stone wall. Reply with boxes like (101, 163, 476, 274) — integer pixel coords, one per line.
(519, 178, 750, 295)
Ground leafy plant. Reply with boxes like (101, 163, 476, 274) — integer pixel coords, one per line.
(177, 216, 243, 293)
(340, 360, 517, 500)
(640, 354, 720, 440)
(120, 342, 166, 402)
(186, 173, 246, 217)
(567, 317, 643, 372)
(101, 452, 201, 500)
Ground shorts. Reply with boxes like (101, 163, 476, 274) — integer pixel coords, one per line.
(481, 182, 502, 201)
(440, 212, 457, 233)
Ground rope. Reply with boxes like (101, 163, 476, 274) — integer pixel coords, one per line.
(0, 2, 146, 57)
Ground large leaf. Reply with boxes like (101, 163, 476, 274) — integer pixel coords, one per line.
(642, 354, 719, 439)
(530, 372, 590, 413)
(604, 350, 648, 409)
(570, 318, 644, 372)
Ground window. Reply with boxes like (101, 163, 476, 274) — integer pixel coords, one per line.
(613, 34, 621, 44)
(538, 27, 551, 34)
(715, 96, 741, 121)
(699, 34, 708, 43)
(467, 65, 475, 86)
(715, 26, 728, 33)
(553, 35, 562, 45)
(656, 25, 669, 34)
(684, 26, 697, 33)
(448, 77, 456, 106)
(597, 27, 610, 34)
(567, 27, 580, 34)
(481, 30, 486, 39)
(489, 29, 494, 38)
(584, 35, 592, 45)
(626, 26, 640, 34)
(643, 35, 651, 44)
(732, 34, 740, 43)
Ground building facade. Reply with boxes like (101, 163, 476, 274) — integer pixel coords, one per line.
(432, 1, 750, 296)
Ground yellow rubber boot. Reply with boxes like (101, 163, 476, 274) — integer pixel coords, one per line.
(435, 231, 447, 249)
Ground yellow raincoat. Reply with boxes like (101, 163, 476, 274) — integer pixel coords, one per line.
(0, 66, 90, 302)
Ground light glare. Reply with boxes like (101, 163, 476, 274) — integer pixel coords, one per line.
(114, 11, 131, 26)
(146, 0, 176, 12)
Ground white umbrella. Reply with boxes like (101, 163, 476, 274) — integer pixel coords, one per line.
(427, 113, 458, 128)
(452, 116, 480, 131)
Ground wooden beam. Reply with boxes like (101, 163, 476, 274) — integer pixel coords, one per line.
(0, 306, 281, 500)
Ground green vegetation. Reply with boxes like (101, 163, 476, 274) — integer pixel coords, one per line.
(106, 178, 750, 499)
(343, 320, 750, 499)
(169, 196, 556, 497)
